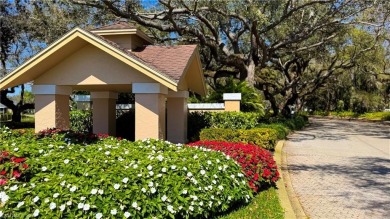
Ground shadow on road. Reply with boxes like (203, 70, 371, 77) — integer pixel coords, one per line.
(287, 119, 390, 143)
(286, 156, 390, 216)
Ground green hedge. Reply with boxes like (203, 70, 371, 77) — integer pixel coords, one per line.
(200, 128, 278, 150)
(188, 112, 263, 142)
(69, 110, 93, 133)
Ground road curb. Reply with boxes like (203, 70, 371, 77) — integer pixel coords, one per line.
(274, 140, 308, 219)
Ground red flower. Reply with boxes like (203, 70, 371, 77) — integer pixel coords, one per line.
(23, 163, 29, 169)
(262, 169, 271, 178)
(0, 179, 7, 185)
(12, 170, 21, 178)
(253, 173, 259, 181)
(1, 151, 9, 157)
(0, 170, 6, 175)
(11, 157, 26, 163)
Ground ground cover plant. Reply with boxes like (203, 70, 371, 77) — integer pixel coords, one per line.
(311, 111, 390, 121)
(0, 127, 253, 218)
(188, 141, 279, 193)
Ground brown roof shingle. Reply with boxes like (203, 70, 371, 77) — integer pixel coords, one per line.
(92, 21, 137, 31)
(130, 45, 197, 81)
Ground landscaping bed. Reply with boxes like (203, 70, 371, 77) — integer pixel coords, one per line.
(0, 127, 281, 218)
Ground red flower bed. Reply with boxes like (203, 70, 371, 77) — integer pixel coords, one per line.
(0, 151, 29, 185)
(188, 141, 279, 192)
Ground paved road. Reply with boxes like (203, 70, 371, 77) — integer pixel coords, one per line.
(283, 118, 390, 219)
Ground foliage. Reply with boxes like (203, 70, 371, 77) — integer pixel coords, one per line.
(188, 141, 279, 193)
(360, 112, 390, 121)
(200, 128, 278, 150)
(218, 187, 284, 219)
(311, 111, 390, 121)
(187, 112, 263, 142)
(256, 124, 290, 140)
(0, 150, 29, 185)
(0, 129, 253, 218)
(69, 110, 93, 133)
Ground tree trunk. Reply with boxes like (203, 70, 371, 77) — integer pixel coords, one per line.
(245, 61, 256, 85)
(11, 109, 22, 122)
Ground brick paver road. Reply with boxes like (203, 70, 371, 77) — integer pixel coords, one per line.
(284, 118, 390, 219)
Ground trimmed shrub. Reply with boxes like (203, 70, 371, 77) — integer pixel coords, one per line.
(188, 112, 263, 141)
(257, 124, 290, 139)
(188, 141, 279, 192)
(0, 131, 252, 218)
(70, 110, 92, 133)
(200, 128, 278, 150)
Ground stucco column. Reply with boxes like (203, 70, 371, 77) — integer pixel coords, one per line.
(223, 93, 242, 112)
(32, 85, 72, 132)
(91, 91, 118, 136)
(167, 91, 188, 143)
(133, 83, 168, 140)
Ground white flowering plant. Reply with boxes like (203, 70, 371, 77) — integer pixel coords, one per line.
(0, 130, 252, 218)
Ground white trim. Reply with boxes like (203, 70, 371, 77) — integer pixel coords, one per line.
(132, 83, 168, 94)
(223, 93, 242, 101)
(32, 85, 72, 95)
(187, 103, 225, 110)
(167, 91, 189, 98)
(91, 91, 118, 99)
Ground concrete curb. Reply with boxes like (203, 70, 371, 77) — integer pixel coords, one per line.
(274, 140, 308, 219)
(309, 115, 390, 125)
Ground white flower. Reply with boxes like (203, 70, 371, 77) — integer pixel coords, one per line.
(33, 209, 40, 217)
(0, 192, 9, 205)
(171, 165, 176, 170)
(157, 174, 162, 178)
(41, 166, 47, 171)
(207, 160, 212, 165)
(95, 213, 103, 219)
(147, 165, 153, 170)
(182, 190, 187, 194)
(161, 167, 167, 172)
(212, 180, 217, 184)
(110, 209, 117, 215)
(183, 167, 187, 171)
(105, 151, 110, 155)
(218, 185, 224, 190)
(230, 174, 235, 179)
(167, 205, 175, 213)
(150, 187, 157, 193)
(137, 174, 142, 177)
(31, 183, 36, 188)
(70, 186, 77, 192)
(49, 202, 56, 210)
(124, 212, 131, 218)
(141, 188, 147, 193)
(132, 202, 138, 209)
(10, 185, 18, 191)
(44, 198, 49, 203)
(133, 164, 138, 169)
(200, 170, 206, 175)
(64, 159, 69, 164)
(122, 177, 129, 183)
(83, 204, 90, 211)
(120, 205, 125, 210)
(60, 181, 66, 186)
(39, 149, 44, 153)
(189, 206, 194, 211)
(17, 201, 24, 208)
(78, 203, 84, 209)
(33, 196, 39, 203)
(114, 184, 120, 190)
(199, 201, 204, 206)
(191, 195, 198, 201)
(44, 178, 49, 182)
(193, 155, 198, 159)
(66, 200, 72, 206)
(91, 189, 98, 195)
(60, 204, 66, 211)
(80, 196, 86, 201)
(187, 172, 193, 177)
(161, 195, 168, 202)
(53, 193, 59, 198)
(148, 182, 154, 187)
(149, 171, 154, 176)
(228, 196, 232, 201)
(218, 166, 222, 171)
(14, 147, 19, 152)
(98, 189, 104, 195)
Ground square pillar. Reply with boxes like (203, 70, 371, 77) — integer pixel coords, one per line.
(91, 91, 118, 136)
(133, 83, 168, 140)
(32, 85, 72, 132)
(223, 93, 242, 112)
(167, 91, 188, 143)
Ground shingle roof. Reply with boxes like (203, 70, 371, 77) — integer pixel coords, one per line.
(130, 45, 197, 81)
(92, 21, 137, 31)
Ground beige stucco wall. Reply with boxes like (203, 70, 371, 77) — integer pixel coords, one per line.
(103, 35, 148, 50)
(167, 96, 188, 143)
(135, 93, 166, 140)
(92, 97, 117, 136)
(224, 100, 240, 112)
(34, 44, 155, 90)
(35, 94, 70, 132)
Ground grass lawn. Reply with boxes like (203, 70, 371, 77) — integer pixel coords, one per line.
(219, 187, 284, 219)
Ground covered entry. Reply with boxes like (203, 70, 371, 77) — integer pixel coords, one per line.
(0, 22, 206, 143)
